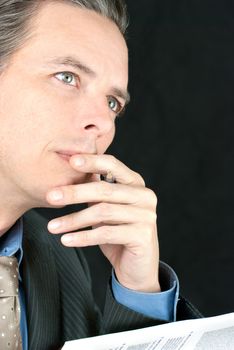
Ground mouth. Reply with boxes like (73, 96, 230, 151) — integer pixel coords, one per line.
(56, 151, 80, 162)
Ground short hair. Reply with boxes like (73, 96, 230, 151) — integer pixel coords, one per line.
(0, 0, 128, 68)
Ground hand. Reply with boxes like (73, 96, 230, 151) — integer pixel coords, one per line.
(47, 154, 160, 293)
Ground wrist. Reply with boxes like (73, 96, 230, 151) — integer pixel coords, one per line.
(115, 271, 161, 293)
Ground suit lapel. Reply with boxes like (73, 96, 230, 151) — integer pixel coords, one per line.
(22, 211, 62, 350)
(22, 209, 102, 348)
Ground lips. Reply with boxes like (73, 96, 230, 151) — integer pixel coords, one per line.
(56, 151, 80, 162)
(58, 153, 72, 161)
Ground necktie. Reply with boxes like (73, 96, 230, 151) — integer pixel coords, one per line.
(0, 256, 22, 349)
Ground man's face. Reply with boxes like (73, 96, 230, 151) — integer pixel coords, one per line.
(0, 2, 128, 207)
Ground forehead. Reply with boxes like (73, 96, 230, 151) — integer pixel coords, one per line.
(17, 1, 128, 85)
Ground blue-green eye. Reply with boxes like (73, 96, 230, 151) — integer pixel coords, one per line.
(55, 72, 77, 86)
(107, 96, 122, 114)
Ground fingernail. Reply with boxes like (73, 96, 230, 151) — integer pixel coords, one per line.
(48, 220, 61, 231)
(74, 156, 85, 166)
(61, 234, 73, 245)
(48, 190, 63, 201)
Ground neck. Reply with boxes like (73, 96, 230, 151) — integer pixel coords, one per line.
(0, 179, 32, 237)
(0, 203, 27, 237)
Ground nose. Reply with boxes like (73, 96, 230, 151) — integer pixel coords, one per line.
(75, 97, 115, 137)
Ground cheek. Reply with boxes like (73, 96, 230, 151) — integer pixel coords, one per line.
(0, 93, 61, 171)
(97, 126, 116, 154)
(8, 84, 70, 140)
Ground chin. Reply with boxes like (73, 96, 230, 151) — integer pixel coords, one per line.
(45, 171, 93, 191)
(27, 171, 93, 209)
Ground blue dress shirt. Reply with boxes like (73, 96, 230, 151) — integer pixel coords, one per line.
(112, 261, 179, 321)
(0, 219, 28, 350)
(0, 219, 179, 350)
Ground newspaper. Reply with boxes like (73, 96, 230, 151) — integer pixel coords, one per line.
(62, 312, 234, 350)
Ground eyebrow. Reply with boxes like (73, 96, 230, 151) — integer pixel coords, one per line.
(46, 56, 130, 104)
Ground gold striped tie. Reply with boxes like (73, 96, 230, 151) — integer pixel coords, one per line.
(0, 256, 22, 349)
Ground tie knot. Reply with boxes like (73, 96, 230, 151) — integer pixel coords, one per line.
(0, 256, 19, 297)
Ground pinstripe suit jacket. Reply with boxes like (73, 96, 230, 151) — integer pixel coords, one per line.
(22, 210, 201, 350)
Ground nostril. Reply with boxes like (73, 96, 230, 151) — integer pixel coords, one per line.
(82, 116, 114, 135)
(85, 124, 96, 130)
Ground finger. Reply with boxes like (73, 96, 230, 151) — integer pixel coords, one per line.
(70, 154, 145, 187)
(89, 173, 100, 183)
(60, 223, 155, 248)
(46, 181, 157, 208)
(48, 202, 156, 234)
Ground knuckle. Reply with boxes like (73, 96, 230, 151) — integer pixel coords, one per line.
(133, 171, 145, 186)
(140, 224, 155, 245)
(61, 215, 72, 229)
(99, 181, 114, 197)
(102, 225, 113, 244)
(146, 188, 158, 207)
(69, 213, 78, 228)
(108, 155, 118, 169)
(96, 202, 114, 221)
(149, 210, 157, 224)
(67, 185, 79, 203)
(81, 230, 91, 245)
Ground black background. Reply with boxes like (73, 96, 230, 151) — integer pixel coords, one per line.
(42, 0, 234, 317)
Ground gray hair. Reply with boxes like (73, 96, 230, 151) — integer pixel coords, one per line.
(0, 0, 128, 68)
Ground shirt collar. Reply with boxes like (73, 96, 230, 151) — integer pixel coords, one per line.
(0, 218, 23, 265)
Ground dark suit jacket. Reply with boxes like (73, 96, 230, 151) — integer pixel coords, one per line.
(22, 210, 201, 350)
